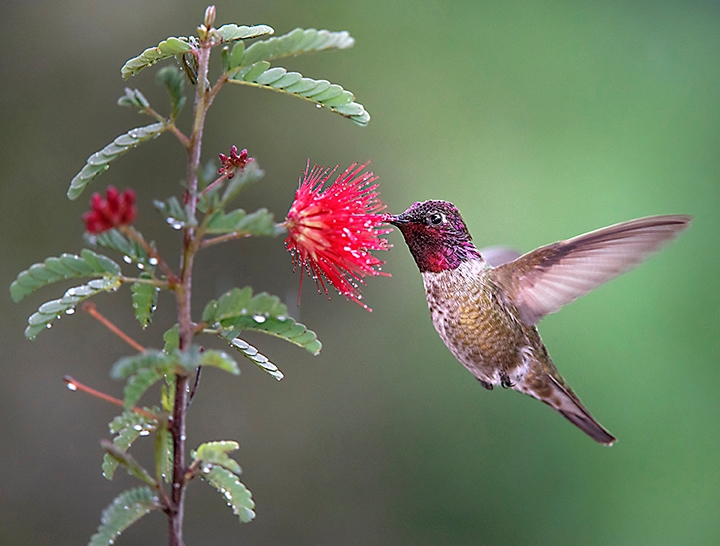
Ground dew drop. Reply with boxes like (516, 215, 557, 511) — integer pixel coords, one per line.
(66, 382, 78, 391)
(148, 257, 159, 266)
(46, 323, 52, 329)
(65, 308, 75, 315)
(276, 315, 287, 321)
(139, 430, 150, 436)
(137, 263, 145, 270)
(123, 255, 133, 264)
(252, 315, 266, 323)
(316, 104, 322, 108)
(133, 424, 143, 431)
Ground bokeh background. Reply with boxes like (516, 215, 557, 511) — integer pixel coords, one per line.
(2, 1, 719, 544)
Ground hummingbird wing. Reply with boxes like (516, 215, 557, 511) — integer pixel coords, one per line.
(491, 215, 691, 325)
(478, 246, 522, 267)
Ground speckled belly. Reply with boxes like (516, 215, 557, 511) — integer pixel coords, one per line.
(422, 262, 523, 383)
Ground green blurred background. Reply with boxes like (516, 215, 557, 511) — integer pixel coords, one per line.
(2, 0, 719, 544)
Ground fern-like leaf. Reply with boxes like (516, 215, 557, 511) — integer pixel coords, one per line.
(121, 36, 193, 79)
(88, 486, 159, 546)
(117, 88, 150, 111)
(110, 350, 174, 408)
(197, 350, 240, 375)
(155, 425, 173, 483)
(224, 336, 283, 380)
(237, 28, 354, 68)
(67, 122, 167, 200)
(24, 277, 122, 339)
(156, 66, 186, 120)
(102, 409, 158, 480)
(193, 440, 242, 475)
(101, 440, 156, 486)
(203, 287, 322, 355)
(131, 275, 159, 329)
(201, 466, 255, 523)
(214, 24, 274, 44)
(228, 64, 369, 126)
(205, 207, 275, 236)
(11, 250, 121, 302)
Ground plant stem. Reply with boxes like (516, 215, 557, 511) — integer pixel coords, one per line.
(62, 376, 159, 420)
(168, 26, 219, 546)
(81, 302, 146, 352)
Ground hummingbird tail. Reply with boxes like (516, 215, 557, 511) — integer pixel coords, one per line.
(546, 374, 616, 446)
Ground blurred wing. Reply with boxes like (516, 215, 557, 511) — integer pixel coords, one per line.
(491, 215, 691, 325)
(479, 246, 522, 267)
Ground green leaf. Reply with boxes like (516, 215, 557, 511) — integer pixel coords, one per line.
(11, 250, 121, 302)
(110, 350, 174, 408)
(163, 325, 179, 353)
(117, 88, 150, 110)
(101, 440, 156, 486)
(155, 425, 173, 483)
(121, 36, 193, 79)
(111, 350, 170, 380)
(220, 160, 265, 204)
(88, 228, 157, 270)
(201, 466, 255, 523)
(192, 440, 242, 474)
(229, 65, 369, 126)
(199, 350, 239, 375)
(156, 65, 186, 120)
(67, 122, 167, 200)
(124, 367, 169, 409)
(153, 196, 196, 230)
(24, 277, 122, 339)
(88, 486, 159, 546)
(205, 207, 275, 236)
(203, 287, 322, 355)
(224, 336, 283, 381)
(102, 409, 159, 480)
(131, 275, 159, 329)
(214, 24, 274, 44)
(239, 28, 354, 67)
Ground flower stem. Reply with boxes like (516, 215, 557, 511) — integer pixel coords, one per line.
(81, 302, 145, 353)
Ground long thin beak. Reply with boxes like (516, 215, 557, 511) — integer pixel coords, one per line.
(387, 214, 408, 226)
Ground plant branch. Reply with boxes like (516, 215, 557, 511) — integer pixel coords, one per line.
(199, 230, 253, 249)
(82, 302, 145, 352)
(63, 376, 159, 420)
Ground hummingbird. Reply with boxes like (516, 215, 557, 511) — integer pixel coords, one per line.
(389, 201, 691, 445)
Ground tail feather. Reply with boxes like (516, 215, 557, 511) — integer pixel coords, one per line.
(546, 374, 616, 445)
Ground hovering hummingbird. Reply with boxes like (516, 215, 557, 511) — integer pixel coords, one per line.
(389, 201, 691, 445)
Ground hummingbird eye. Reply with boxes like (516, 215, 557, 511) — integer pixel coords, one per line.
(427, 212, 445, 226)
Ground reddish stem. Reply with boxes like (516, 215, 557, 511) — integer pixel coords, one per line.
(81, 302, 145, 353)
(63, 375, 159, 420)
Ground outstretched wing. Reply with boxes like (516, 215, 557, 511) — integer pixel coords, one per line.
(491, 215, 691, 325)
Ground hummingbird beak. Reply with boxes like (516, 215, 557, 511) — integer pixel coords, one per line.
(387, 213, 409, 226)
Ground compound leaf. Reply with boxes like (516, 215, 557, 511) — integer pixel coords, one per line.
(131, 275, 159, 329)
(199, 350, 239, 375)
(229, 65, 368, 126)
(88, 486, 159, 546)
(193, 441, 242, 474)
(67, 122, 167, 200)
(156, 65, 186, 120)
(237, 28, 354, 68)
(223, 336, 283, 381)
(101, 440, 156, 486)
(24, 277, 122, 339)
(205, 207, 275, 236)
(121, 36, 193, 79)
(203, 287, 321, 355)
(200, 466, 255, 523)
(11, 250, 121, 303)
(102, 409, 159, 480)
(214, 24, 274, 44)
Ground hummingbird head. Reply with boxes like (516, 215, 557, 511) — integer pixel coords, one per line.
(389, 200, 481, 273)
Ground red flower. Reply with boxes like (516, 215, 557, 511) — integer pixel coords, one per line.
(83, 186, 137, 234)
(285, 161, 391, 310)
(218, 146, 252, 179)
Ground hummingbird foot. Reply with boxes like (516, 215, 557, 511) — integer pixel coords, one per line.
(477, 378, 494, 390)
(500, 373, 514, 389)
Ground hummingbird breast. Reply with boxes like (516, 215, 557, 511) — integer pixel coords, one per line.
(421, 259, 527, 385)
